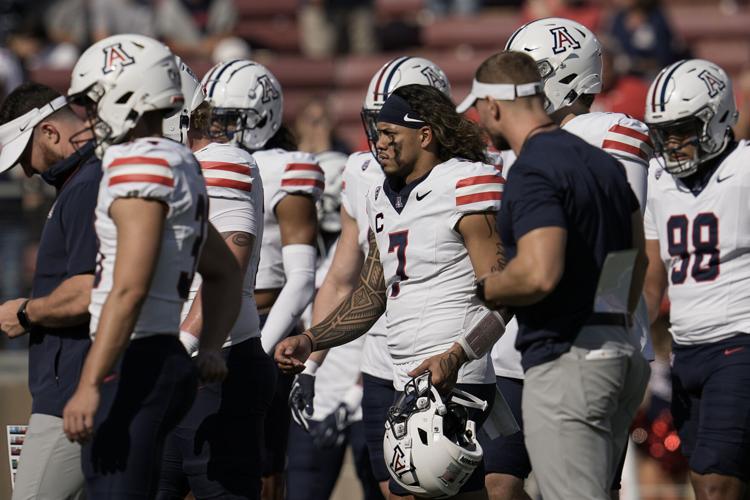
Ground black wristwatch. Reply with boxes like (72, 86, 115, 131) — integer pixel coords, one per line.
(17, 299, 32, 332)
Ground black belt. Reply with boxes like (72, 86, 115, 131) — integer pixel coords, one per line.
(585, 312, 632, 328)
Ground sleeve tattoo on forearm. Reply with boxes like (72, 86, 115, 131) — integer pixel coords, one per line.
(309, 230, 387, 350)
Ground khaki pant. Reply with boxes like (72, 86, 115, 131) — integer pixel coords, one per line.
(522, 326, 649, 500)
(12, 413, 85, 500)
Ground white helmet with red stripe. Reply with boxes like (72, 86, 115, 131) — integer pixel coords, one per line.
(163, 56, 205, 144)
(505, 17, 602, 114)
(69, 34, 183, 157)
(362, 57, 451, 153)
(200, 59, 283, 151)
(645, 59, 738, 177)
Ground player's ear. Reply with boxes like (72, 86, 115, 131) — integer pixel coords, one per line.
(419, 125, 433, 149)
(489, 98, 501, 122)
(39, 121, 61, 146)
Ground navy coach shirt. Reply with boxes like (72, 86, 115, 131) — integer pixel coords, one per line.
(498, 129, 639, 372)
(28, 143, 101, 416)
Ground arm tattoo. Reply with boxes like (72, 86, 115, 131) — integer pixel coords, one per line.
(309, 230, 387, 350)
(221, 231, 253, 247)
(484, 213, 507, 273)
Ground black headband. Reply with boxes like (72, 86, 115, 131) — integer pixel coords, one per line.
(377, 94, 426, 129)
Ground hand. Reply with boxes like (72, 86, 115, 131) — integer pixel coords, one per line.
(63, 383, 100, 443)
(195, 350, 227, 383)
(408, 343, 468, 394)
(289, 373, 316, 432)
(0, 298, 29, 338)
(275, 332, 313, 374)
(311, 403, 351, 449)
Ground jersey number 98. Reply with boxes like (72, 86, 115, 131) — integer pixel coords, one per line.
(666, 213, 720, 285)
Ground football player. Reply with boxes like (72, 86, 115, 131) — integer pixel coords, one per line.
(61, 34, 241, 498)
(156, 59, 274, 499)
(643, 58, 750, 500)
(277, 83, 506, 499)
(200, 60, 323, 498)
(288, 56, 458, 499)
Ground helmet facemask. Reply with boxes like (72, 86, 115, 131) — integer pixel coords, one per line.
(650, 108, 726, 178)
(208, 107, 268, 151)
(360, 108, 380, 158)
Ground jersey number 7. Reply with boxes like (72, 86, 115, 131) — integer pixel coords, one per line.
(388, 230, 409, 297)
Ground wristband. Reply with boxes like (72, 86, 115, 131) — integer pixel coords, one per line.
(179, 331, 200, 356)
(302, 359, 320, 376)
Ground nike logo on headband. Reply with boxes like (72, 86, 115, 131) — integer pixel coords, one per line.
(403, 113, 424, 123)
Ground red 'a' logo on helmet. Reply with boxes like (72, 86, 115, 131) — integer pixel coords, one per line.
(102, 43, 135, 74)
(698, 70, 726, 98)
(550, 26, 581, 54)
(390, 445, 409, 475)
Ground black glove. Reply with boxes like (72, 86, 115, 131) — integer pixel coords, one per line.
(311, 403, 352, 449)
(289, 373, 315, 432)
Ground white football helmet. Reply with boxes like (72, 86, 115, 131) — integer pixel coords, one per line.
(163, 56, 205, 144)
(361, 56, 451, 153)
(68, 34, 183, 157)
(505, 17, 602, 113)
(201, 60, 283, 151)
(384, 373, 487, 499)
(645, 59, 738, 178)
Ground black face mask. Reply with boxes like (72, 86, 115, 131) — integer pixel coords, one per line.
(41, 141, 95, 187)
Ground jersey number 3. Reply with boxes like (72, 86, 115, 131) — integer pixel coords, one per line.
(667, 213, 720, 285)
(388, 230, 409, 297)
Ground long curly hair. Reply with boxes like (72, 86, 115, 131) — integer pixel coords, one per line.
(391, 84, 486, 163)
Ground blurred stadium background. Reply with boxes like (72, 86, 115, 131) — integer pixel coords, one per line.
(1, 0, 749, 498)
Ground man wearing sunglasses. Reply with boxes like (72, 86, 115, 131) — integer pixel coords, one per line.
(0, 82, 99, 500)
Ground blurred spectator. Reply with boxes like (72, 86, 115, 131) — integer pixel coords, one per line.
(425, 0, 480, 17)
(0, 48, 24, 100)
(156, 0, 239, 59)
(294, 96, 351, 156)
(734, 67, 750, 141)
(212, 36, 252, 64)
(45, 0, 91, 51)
(591, 40, 650, 121)
(299, 0, 377, 58)
(608, 0, 688, 79)
(92, 0, 156, 41)
(523, 0, 603, 31)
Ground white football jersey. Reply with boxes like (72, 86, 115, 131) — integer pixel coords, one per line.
(182, 142, 264, 347)
(645, 141, 750, 345)
(366, 158, 503, 390)
(562, 111, 653, 209)
(252, 148, 324, 289)
(90, 138, 207, 340)
(341, 151, 392, 380)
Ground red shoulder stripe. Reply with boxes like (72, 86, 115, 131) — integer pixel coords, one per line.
(109, 174, 174, 187)
(456, 192, 502, 206)
(109, 156, 170, 168)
